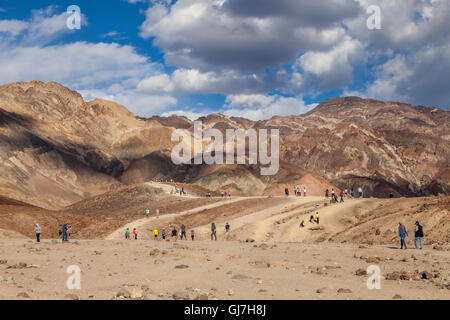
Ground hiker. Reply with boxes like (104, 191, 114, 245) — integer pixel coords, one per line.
(228, 191, 231, 197)
(146, 208, 150, 217)
(67, 225, 72, 238)
(350, 188, 355, 197)
(153, 228, 159, 240)
(211, 222, 217, 240)
(398, 223, 408, 249)
(331, 189, 335, 198)
(179, 230, 182, 239)
(180, 224, 187, 240)
(162, 229, 167, 240)
(225, 222, 230, 233)
(297, 187, 301, 196)
(191, 230, 195, 241)
(414, 221, 424, 249)
(344, 189, 348, 196)
(325, 189, 329, 198)
(35, 224, 41, 243)
(340, 190, 345, 203)
(171, 227, 177, 239)
(221, 191, 225, 198)
(315, 212, 320, 224)
(303, 186, 307, 197)
(389, 193, 394, 198)
(358, 187, 363, 198)
(125, 228, 130, 240)
(299, 220, 305, 228)
(285, 188, 289, 196)
(62, 224, 68, 242)
(58, 225, 63, 237)
(133, 228, 138, 240)
(294, 187, 297, 196)
(309, 215, 315, 223)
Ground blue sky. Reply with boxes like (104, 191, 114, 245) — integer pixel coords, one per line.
(0, 0, 449, 120)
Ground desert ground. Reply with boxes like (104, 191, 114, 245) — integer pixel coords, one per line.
(0, 182, 449, 300)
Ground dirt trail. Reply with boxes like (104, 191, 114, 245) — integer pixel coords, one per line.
(105, 196, 251, 240)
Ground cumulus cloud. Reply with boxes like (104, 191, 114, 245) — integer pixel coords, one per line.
(139, 0, 361, 72)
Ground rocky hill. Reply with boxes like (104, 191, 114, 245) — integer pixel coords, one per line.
(0, 81, 448, 208)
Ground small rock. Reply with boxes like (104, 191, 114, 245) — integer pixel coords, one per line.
(116, 289, 131, 298)
(34, 276, 44, 282)
(17, 292, 30, 298)
(0, 260, 7, 264)
(131, 288, 143, 299)
(227, 289, 234, 296)
(64, 294, 79, 300)
(172, 291, 189, 300)
(421, 271, 433, 280)
(154, 259, 165, 265)
(337, 288, 352, 293)
(232, 274, 249, 280)
(355, 268, 367, 276)
(175, 264, 189, 269)
(392, 294, 402, 299)
(358, 245, 367, 249)
(194, 294, 209, 300)
(245, 238, 255, 243)
(149, 249, 160, 256)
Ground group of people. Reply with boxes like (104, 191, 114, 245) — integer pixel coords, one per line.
(125, 222, 231, 241)
(398, 221, 424, 249)
(325, 187, 364, 202)
(171, 185, 186, 196)
(285, 186, 307, 197)
(308, 212, 320, 225)
(34, 223, 72, 243)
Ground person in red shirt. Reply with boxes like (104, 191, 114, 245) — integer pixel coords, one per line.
(340, 190, 345, 203)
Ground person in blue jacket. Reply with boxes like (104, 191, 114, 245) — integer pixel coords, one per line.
(398, 223, 408, 249)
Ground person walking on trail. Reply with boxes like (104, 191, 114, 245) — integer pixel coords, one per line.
(303, 187, 307, 197)
(315, 212, 320, 224)
(340, 190, 345, 203)
(350, 188, 355, 198)
(191, 230, 195, 241)
(146, 208, 150, 218)
(414, 221, 424, 249)
(309, 215, 315, 223)
(62, 224, 68, 242)
(331, 189, 335, 199)
(358, 187, 363, 198)
(171, 227, 177, 240)
(398, 223, 408, 249)
(325, 189, 329, 198)
(133, 228, 138, 240)
(67, 225, 72, 238)
(228, 191, 231, 197)
(225, 223, 230, 233)
(35, 224, 41, 243)
(125, 228, 130, 240)
(285, 188, 289, 196)
(299, 220, 305, 228)
(58, 225, 63, 237)
(211, 222, 217, 240)
(162, 229, 167, 240)
(181, 224, 187, 240)
(294, 187, 297, 196)
(153, 228, 159, 240)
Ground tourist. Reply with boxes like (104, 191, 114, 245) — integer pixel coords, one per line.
(315, 212, 320, 224)
(309, 215, 315, 223)
(35, 224, 41, 243)
(133, 228, 138, 240)
(350, 188, 355, 197)
(358, 187, 363, 198)
(414, 221, 424, 249)
(62, 224, 68, 242)
(191, 230, 195, 241)
(162, 229, 166, 240)
(146, 208, 150, 217)
(225, 222, 230, 233)
(58, 225, 63, 237)
(153, 228, 159, 239)
(181, 224, 187, 240)
(67, 225, 72, 238)
(325, 189, 329, 198)
(299, 220, 305, 228)
(303, 186, 307, 197)
(125, 228, 130, 240)
(398, 223, 408, 249)
(211, 222, 217, 240)
(340, 190, 345, 202)
(171, 227, 177, 239)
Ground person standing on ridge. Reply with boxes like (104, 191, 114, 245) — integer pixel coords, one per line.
(181, 224, 187, 240)
(358, 187, 363, 198)
(398, 223, 408, 249)
(171, 227, 177, 240)
(211, 222, 217, 240)
(414, 221, 424, 249)
(350, 188, 355, 197)
(62, 224, 68, 242)
(35, 224, 41, 243)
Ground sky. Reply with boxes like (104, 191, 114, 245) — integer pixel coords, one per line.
(0, 0, 449, 120)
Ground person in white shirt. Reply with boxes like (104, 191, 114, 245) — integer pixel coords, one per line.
(35, 224, 41, 243)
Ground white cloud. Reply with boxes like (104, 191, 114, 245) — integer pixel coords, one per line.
(160, 109, 206, 121)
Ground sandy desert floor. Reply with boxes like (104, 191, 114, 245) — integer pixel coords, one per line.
(0, 183, 449, 300)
